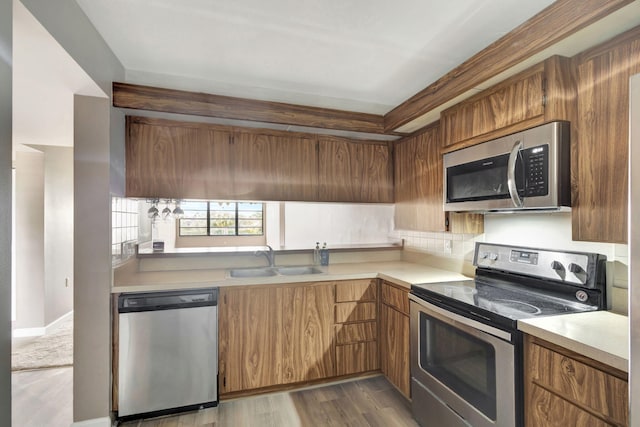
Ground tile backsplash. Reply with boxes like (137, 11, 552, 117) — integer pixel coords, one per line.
(111, 196, 140, 263)
(390, 229, 481, 262)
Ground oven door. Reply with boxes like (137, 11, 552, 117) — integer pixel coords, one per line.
(409, 297, 517, 427)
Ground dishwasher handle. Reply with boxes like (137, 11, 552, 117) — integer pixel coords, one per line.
(118, 288, 218, 313)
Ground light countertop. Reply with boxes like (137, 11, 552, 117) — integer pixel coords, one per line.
(112, 261, 469, 293)
(518, 311, 629, 372)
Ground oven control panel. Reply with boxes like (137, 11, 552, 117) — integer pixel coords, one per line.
(474, 243, 604, 288)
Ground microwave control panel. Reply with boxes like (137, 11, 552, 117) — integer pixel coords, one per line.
(521, 144, 549, 197)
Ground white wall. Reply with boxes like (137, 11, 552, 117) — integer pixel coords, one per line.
(40, 146, 73, 324)
(283, 202, 395, 248)
(0, 0, 12, 422)
(14, 150, 44, 330)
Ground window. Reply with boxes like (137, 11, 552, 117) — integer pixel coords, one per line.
(179, 201, 264, 236)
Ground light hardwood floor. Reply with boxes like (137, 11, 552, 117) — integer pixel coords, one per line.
(119, 375, 419, 427)
(12, 366, 73, 427)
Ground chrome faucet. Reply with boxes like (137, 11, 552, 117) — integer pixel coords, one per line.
(255, 245, 275, 267)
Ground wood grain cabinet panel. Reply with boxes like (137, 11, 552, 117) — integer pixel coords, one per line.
(440, 56, 575, 152)
(335, 302, 377, 324)
(218, 286, 284, 394)
(318, 136, 393, 203)
(335, 279, 377, 302)
(335, 321, 377, 345)
(380, 283, 411, 399)
(219, 283, 335, 396)
(393, 124, 484, 234)
(335, 341, 379, 376)
(524, 335, 628, 427)
(126, 117, 233, 199)
(281, 284, 335, 384)
(233, 130, 319, 201)
(573, 28, 640, 243)
(333, 280, 379, 377)
(528, 384, 611, 427)
(393, 124, 447, 232)
(381, 282, 410, 315)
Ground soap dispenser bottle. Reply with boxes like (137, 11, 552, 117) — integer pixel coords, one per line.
(313, 242, 320, 265)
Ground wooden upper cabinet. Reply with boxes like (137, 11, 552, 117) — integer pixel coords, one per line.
(233, 131, 318, 201)
(441, 56, 575, 151)
(572, 27, 640, 244)
(126, 117, 232, 199)
(394, 124, 446, 231)
(318, 136, 393, 203)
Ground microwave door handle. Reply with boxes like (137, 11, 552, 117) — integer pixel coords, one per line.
(507, 140, 524, 208)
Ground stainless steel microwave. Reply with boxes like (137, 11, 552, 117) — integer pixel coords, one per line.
(443, 121, 571, 212)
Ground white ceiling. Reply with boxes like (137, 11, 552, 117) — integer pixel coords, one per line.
(74, 0, 556, 115)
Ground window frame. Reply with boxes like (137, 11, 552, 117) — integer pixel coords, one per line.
(178, 201, 265, 237)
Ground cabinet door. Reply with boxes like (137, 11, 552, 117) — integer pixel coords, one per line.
(441, 64, 545, 148)
(281, 284, 335, 384)
(126, 117, 233, 199)
(380, 302, 410, 398)
(394, 125, 446, 231)
(126, 118, 199, 199)
(573, 34, 640, 243)
(218, 287, 283, 394)
(233, 131, 318, 201)
(318, 136, 393, 203)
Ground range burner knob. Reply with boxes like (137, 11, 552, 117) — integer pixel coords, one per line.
(488, 252, 498, 261)
(550, 261, 565, 271)
(568, 263, 584, 274)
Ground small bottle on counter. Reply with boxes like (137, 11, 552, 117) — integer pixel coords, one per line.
(320, 242, 329, 266)
(313, 242, 320, 265)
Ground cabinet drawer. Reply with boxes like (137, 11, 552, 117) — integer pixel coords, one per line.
(527, 383, 611, 427)
(335, 321, 377, 345)
(336, 341, 379, 376)
(335, 302, 376, 324)
(528, 342, 628, 425)
(335, 280, 377, 302)
(381, 282, 409, 315)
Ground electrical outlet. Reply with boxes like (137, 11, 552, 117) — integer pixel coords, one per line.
(444, 240, 452, 252)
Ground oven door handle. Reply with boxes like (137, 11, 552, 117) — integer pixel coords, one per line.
(409, 293, 512, 342)
(507, 140, 524, 208)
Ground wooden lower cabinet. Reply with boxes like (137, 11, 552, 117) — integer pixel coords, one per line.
(524, 334, 628, 427)
(218, 282, 335, 395)
(380, 281, 411, 398)
(281, 284, 336, 384)
(218, 279, 381, 397)
(333, 279, 380, 376)
(218, 286, 285, 393)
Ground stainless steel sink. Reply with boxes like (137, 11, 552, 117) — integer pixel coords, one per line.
(276, 266, 324, 276)
(228, 267, 277, 278)
(228, 265, 324, 278)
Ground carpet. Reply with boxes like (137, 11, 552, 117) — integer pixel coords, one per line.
(11, 314, 73, 371)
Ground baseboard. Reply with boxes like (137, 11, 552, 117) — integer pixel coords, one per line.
(71, 417, 112, 427)
(12, 310, 74, 338)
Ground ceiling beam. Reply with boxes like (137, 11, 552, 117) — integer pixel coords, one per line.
(112, 82, 386, 134)
(383, 0, 634, 132)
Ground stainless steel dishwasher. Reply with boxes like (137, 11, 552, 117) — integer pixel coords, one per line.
(117, 287, 218, 419)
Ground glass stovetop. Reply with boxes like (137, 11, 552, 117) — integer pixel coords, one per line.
(411, 278, 598, 321)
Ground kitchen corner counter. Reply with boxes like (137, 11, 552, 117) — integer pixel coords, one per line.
(518, 311, 629, 372)
(112, 261, 469, 293)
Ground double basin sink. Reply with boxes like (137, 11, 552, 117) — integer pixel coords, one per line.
(228, 265, 324, 278)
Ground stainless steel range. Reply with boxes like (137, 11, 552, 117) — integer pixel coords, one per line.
(409, 242, 607, 427)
